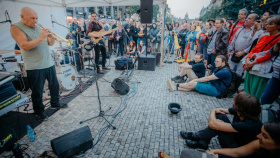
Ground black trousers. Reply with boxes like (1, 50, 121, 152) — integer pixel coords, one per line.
(180, 44, 185, 57)
(26, 66, 59, 114)
(94, 43, 106, 69)
(194, 114, 238, 148)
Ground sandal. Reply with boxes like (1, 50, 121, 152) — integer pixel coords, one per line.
(158, 152, 166, 158)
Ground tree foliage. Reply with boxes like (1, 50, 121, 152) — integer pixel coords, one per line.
(199, 0, 265, 22)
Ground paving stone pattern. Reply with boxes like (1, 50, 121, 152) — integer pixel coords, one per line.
(1, 56, 235, 158)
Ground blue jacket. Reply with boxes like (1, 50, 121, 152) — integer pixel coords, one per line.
(185, 30, 198, 50)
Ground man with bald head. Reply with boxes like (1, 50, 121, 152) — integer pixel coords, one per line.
(177, 23, 189, 57)
(228, 13, 259, 76)
(11, 7, 67, 122)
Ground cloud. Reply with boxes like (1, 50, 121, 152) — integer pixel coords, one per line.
(167, 0, 210, 19)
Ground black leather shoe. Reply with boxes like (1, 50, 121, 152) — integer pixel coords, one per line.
(35, 113, 48, 122)
(180, 131, 199, 140)
(185, 139, 209, 150)
(171, 75, 180, 81)
(51, 103, 68, 109)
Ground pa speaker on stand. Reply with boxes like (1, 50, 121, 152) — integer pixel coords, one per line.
(140, 0, 153, 24)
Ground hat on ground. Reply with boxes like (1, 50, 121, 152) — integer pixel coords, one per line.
(168, 102, 182, 114)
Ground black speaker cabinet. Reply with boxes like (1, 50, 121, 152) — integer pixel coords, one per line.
(50, 126, 93, 158)
(140, 0, 153, 23)
(111, 78, 130, 95)
(138, 54, 156, 71)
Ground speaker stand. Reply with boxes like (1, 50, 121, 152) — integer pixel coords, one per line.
(79, 43, 116, 130)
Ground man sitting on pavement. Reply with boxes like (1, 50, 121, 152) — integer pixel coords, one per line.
(171, 53, 206, 83)
(167, 55, 232, 97)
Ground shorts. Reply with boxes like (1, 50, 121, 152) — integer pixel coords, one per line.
(195, 82, 221, 96)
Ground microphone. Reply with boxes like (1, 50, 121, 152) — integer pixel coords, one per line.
(51, 15, 54, 27)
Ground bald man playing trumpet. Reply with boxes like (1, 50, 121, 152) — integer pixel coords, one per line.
(11, 7, 67, 122)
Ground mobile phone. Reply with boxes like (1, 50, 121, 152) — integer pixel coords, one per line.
(257, 20, 261, 23)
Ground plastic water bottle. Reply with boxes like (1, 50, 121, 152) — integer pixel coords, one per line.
(27, 125, 36, 142)
(133, 82, 136, 93)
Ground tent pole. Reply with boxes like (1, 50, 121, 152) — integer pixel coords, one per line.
(160, 0, 167, 68)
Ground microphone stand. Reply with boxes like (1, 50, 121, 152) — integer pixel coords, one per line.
(79, 42, 116, 130)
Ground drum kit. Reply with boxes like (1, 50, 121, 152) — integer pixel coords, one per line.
(0, 47, 86, 91)
(52, 46, 84, 91)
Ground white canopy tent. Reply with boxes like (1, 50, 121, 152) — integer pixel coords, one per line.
(1, 0, 165, 7)
(0, 0, 167, 69)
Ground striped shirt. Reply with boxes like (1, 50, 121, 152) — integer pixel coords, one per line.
(270, 47, 280, 79)
(229, 26, 254, 54)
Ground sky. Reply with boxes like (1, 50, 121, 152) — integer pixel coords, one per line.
(167, 0, 211, 19)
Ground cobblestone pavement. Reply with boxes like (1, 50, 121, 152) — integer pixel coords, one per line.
(1, 56, 235, 158)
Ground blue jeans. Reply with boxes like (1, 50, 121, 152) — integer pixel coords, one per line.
(26, 66, 59, 114)
(261, 77, 280, 105)
(207, 53, 216, 71)
(194, 114, 238, 148)
(199, 44, 207, 60)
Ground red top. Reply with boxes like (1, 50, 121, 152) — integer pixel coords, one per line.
(246, 35, 280, 63)
(228, 22, 245, 44)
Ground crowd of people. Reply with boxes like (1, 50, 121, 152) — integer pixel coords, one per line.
(162, 8, 280, 158)
(10, 6, 280, 157)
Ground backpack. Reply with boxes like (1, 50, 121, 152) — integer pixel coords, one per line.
(260, 104, 280, 123)
(216, 68, 242, 99)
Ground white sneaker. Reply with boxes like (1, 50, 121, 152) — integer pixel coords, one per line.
(166, 80, 176, 92)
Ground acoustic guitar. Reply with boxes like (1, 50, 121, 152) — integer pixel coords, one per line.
(89, 26, 122, 43)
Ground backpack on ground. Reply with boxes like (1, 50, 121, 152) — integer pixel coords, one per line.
(216, 68, 242, 99)
(260, 104, 280, 123)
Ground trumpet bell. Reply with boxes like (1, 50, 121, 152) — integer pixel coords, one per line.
(66, 39, 73, 47)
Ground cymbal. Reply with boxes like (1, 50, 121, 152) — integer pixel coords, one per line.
(55, 47, 71, 51)
(0, 50, 14, 54)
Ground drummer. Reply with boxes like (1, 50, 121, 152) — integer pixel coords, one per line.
(10, 7, 67, 122)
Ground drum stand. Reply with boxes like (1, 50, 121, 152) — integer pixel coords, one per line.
(79, 50, 116, 130)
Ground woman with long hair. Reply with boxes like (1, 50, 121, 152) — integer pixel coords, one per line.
(126, 40, 136, 57)
(138, 40, 146, 56)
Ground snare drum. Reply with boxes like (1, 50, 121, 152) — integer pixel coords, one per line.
(56, 64, 78, 90)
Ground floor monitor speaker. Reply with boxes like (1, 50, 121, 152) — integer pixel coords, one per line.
(50, 126, 93, 158)
(111, 78, 130, 95)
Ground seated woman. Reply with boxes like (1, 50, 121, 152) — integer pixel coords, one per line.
(159, 121, 280, 158)
(126, 40, 136, 57)
(138, 40, 146, 56)
(180, 92, 262, 150)
(166, 55, 231, 97)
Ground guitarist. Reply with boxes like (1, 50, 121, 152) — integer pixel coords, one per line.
(86, 12, 111, 74)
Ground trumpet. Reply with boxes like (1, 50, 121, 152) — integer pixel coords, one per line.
(36, 24, 73, 47)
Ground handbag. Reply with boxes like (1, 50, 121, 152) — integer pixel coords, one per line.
(231, 52, 245, 63)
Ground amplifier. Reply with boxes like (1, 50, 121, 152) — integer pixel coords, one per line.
(138, 55, 156, 71)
